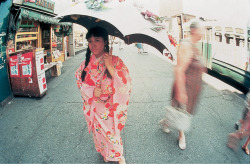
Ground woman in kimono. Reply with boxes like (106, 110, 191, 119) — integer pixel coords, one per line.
(75, 26, 131, 164)
(159, 22, 205, 150)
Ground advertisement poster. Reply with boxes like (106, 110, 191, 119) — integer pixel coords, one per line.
(38, 73, 47, 94)
(9, 55, 20, 77)
(21, 52, 33, 77)
(35, 50, 45, 74)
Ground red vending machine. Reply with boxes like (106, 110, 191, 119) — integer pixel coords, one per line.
(9, 48, 47, 97)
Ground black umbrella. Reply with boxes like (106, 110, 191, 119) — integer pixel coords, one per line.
(56, 1, 175, 56)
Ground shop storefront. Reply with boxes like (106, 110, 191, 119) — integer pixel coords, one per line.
(8, 0, 72, 64)
(0, 0, 13, 106)
(5, 0, 72, 98)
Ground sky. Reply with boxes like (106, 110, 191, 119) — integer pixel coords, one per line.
(183, 0, 250, 26)
(133, 0, 159, 14)
(52, 0, 250, 27)
(136, 0, 250, 27)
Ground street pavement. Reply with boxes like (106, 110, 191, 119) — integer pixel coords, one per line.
(0, 44, 250, 163)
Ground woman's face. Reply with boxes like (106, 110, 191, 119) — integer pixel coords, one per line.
(88, 36, 106, 58)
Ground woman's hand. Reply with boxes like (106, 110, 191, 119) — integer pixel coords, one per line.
(103, 48, 113, 67)
(103, 47, 114, 77)
(94, 87, 102, 98)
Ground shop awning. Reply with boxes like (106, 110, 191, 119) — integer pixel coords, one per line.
(14, 8, 72, 36)
(18, 8, 72, 26)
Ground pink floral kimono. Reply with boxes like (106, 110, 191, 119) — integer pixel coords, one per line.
(75, 54, 131, 161)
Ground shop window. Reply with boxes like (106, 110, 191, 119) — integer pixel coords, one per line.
(235, 28, 244, 35)
(215, 26, 222, 32)
(16, 40, 37, 51)
(43, 24, 65, 63)
(236, 38, 244, 47)
(16, 19, 38, 51)
(215, 35, 222, 42)
(226, 37, 231, 44)
(18, 27, 37, 32)
(225, 34, 234, 44)
(215, 32, 222, 42)
(225, 27, 233, 33)
(20, 20, 35, 27)
(51, 25, 63, 55)
(42, 28, 51, 53)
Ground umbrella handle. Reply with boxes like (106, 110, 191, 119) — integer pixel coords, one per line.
(110, 36, 116, 50)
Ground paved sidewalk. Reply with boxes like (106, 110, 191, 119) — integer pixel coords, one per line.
(0, 44, 249, 163)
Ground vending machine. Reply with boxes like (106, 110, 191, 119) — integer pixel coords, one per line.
(9, 48, 47, 97)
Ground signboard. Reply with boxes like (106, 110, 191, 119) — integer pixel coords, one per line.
(19, 9, 72, 26)
(38, 73, 47, 94)
(35, 49, 45, 74)
(21, 52, 33, 77)
(9, 55, 20, 77)
(22, 0, 55, 13)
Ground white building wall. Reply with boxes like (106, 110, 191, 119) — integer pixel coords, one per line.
(51, 0, 71, 14)
(159, 0, 183, 17)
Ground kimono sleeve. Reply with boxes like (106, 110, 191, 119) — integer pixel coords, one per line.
(75, 61, 85, 89)
(112, 57, 132, 134)
(75, 61, 95, 104)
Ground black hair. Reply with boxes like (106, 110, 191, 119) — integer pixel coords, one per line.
(81, 26, 111, 81)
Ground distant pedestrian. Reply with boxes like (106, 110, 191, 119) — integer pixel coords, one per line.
(228, 91, 250, 155)
(75, 26, 131, 164)
(118, 39, 124, 50)
(159, 22, 206, 150)
(136, 43, 143, 54)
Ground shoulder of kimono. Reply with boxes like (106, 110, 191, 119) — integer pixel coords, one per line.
(112, 55, 124, 63)
(78, 60, 86, 69)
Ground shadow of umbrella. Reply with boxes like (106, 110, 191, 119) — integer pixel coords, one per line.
(56, 1, 175, 56)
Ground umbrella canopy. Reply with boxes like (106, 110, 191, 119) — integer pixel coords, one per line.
(124, 28, 176, 57)
(56, 1, 175, 56)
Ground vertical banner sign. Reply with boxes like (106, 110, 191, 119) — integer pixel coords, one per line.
(38, 73, 47, 94)
(35, 49, 45, 74)
(21, 52, 33, 77)
(9, 55, 20, 77)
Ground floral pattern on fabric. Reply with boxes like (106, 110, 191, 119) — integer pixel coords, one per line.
(75, 54, 131, 161)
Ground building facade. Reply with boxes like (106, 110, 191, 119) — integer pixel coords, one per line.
(8, 0, 72, 63)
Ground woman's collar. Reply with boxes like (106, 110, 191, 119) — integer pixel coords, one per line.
(90, 54, 103, 63)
